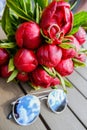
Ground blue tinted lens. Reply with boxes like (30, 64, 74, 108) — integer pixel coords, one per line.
(47, 89, 67, 113)
(13, 95, 40, 125)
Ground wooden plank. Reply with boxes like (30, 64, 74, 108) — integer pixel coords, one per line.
(75, 67, 87, 80)
(20, 82, 53, 97)
(40, 100, 86, 130)
(67, 87, 87, 128)
(0, 78, 47, 130)
(67, 71, 87, 98)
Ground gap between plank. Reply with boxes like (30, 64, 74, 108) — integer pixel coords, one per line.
(67, 105, 87, 129)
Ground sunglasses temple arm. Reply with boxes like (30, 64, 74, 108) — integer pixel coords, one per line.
(7, 111, 13, 120)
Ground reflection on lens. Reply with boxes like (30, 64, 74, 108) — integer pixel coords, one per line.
(47, 89, 67, 113)
(13, 95, 40, 126)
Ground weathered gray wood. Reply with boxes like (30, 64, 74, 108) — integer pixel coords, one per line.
(67, 71, 87, 98)
(40, 100, 86, 130)
(75, 67, 87, 80)
(20, 82, 53, 97)
(67, 87, 87, 128)
(0, 78, 47, 130)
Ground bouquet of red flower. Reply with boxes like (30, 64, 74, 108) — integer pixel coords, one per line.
(0, 0, 87, 92)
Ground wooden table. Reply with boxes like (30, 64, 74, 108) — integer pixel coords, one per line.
(0, 1, 87, 129)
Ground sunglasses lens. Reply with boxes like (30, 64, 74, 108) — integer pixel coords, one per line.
(47, 89, 67, 113)
(13, 95, 40, 125)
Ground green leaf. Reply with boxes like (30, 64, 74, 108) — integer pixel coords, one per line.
(82, 21, 87, 32)
(34, 0, 48, 9)
(56, 71, 67, 93)
(6, 0, 35, 21)
(42, 66, 56, 77)
(28, 82, 41, 90)
(7, 69, 18, 83)
(59, 43, 75, 49)
(0, 42, 16, 48)
(70, 26, 79, 35)
(0, 20, 2, 26)
(79, 48, 87, 54)
(35, 3, 40, 23)
(64, 78, 73, 88)
(8, 58, 15, 72)
(70, 1, 77, 10)
(19, 0, 27, 13)
(1, 6, 15, 36)
(26, 0, 35, 14)
(70, 11, 87, 34)
(74, 11, 87, 26)
(72, 58, 86, 68)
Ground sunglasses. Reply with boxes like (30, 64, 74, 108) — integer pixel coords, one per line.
(7, 89, 67, 126)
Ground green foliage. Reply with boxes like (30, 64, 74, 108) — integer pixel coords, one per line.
(7, 69, 18, 83)
(70, 11, 87, 34)
(72, 58, 86, 68)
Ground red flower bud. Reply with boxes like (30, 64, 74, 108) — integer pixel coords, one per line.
(75, 53, 86, 62)
(14, 49, 38, 72)
(16, 72, 29, 82)
(55, 58, 74, 76)
(62, 36, 80, 59)
(15, 21, 41, 49)
(0, 48, 9, 65)
(50, 77, 60, 86)
(40, 1, 73, 44)
(36, 44, 62, 67)
(74, 27, 87, 45)
(30, 67, 60, 88)
(0, 65, 12, 78)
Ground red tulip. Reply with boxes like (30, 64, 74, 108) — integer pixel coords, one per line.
(16, 72, 29, 82)
(0, 48, 9, 65)
(15, 21, 41, 49)
(14, 48, 38, 72)
(40, 1, 73, 44)
(62, 36, 80, 59)
(74, 27, 87, 45)
(55, 58, 74, 76)
(0, 65, 12, 78)
(36, 44, 62, 67)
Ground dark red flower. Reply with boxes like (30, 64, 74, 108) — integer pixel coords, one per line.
(74, 27, 87, 45)
(30, 67, 60, 88)
(55, 58, 74, 76)
(0, 48, 9, 65)
(36, 44, 62, 67)
(50, 77, 60, 86)
(0, 65, 12, 78)
(75, 53, 86, 62)
(62, 36, 80, 59)
(16, 72, 29, 82)
(15, 21, 41, 49)
(14, 48, 38, 72)
(40, 1, 73, 44)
